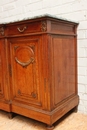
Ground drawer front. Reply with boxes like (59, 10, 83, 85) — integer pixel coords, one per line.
(6, 21, 46, 35)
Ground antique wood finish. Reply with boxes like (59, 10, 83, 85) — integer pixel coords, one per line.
(0, 15, 79, 129)
(0, 28, 11, 112)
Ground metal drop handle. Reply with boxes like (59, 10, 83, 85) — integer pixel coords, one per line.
(17, 26, 27, 32)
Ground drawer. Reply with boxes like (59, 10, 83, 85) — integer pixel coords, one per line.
(6, 21, 44, 36)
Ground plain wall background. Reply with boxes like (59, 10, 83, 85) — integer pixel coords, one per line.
(0, 0, 87, 114)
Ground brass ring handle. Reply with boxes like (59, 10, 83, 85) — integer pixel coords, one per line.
(17, 26, 27, 32)
(15, 57, 34, 67)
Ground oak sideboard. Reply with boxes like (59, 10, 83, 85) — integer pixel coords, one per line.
(0, 15, 79, 130)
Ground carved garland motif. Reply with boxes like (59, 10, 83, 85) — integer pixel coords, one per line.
(41, 21, 47, 32)
(0, 27, 4, 36)
(14, 46, 35, 68)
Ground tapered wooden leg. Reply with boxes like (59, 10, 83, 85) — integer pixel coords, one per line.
(71, 106, 78, 113)
(73, 106, 78, 112)
(46, 125, 54, 130)
(8, 112, 16, 119)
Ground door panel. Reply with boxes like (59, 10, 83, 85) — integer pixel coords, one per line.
(0, 39, 9, 101)
(9, 36, 42, 107)
(0, 40, 4, 99)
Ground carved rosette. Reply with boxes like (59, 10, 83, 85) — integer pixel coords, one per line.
(41, 21, 47, 32)
(0, 27, 4, 36)
(17, 89, 37, 98)
(31, 92, 37, 98)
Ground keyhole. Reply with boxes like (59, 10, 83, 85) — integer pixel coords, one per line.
(18, 89, 21, 95)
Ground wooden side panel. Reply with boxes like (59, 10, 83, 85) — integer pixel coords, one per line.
(51, 35, 77, 106)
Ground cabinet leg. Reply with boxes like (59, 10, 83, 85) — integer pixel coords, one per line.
(72, 106, 78, 113)
(74, 106, 78, 112)
(46, 125, 54, 130)
(8, 112, 16, 119)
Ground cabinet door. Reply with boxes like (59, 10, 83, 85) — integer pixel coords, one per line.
(0, 39, 5, 100)
(0, 39, 10, 103)
(9, 36, 43, 108)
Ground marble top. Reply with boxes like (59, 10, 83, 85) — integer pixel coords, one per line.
(0, 14, 79, 25)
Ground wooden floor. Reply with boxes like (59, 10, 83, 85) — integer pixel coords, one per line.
(0, 110, 87, 130)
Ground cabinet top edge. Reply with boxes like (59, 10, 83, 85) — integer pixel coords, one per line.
(0, 14, 79, 26)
